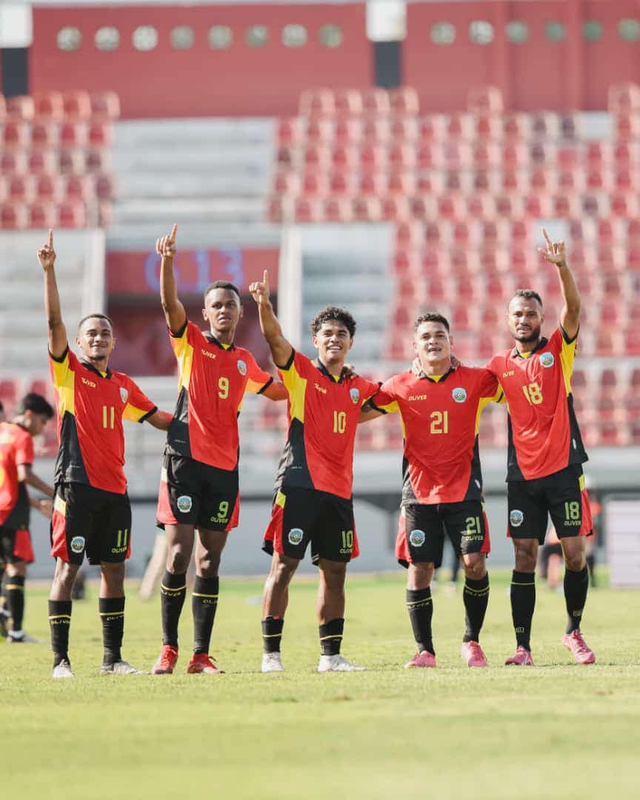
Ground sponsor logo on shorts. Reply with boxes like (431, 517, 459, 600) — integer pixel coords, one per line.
(539, 352, 555, 368)
(70, 536, 85, 554)
(237, 359, 247, 376)
(409, 529, 426, 547)
(120, 387, 129, 403)
(510, 509, 524, 527)
(350, 388, 360, 404)
(287, 528, 304, 545)
(176, 495, 193, 513)
(452, 387, 467, 403)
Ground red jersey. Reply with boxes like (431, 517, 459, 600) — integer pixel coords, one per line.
(274, 351, 380, 500)
(0, 422, 33, 528)
(165, 321, 274, 471)
(487, 327, 588, 481)
(50, 348, 157, 494)
(373, 366, 501, 504)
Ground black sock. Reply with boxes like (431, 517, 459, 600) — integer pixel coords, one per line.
(6, 574, 25, 632)
(192, 575, 219, 655)
(49, 599, 72, 667)
(463, 574, 490, 642)
(99, 596, 125, 665)
(511, 570, 536, 650)
(160, 571, 186, 648)
(564, 565, 589, 634)
(262, 615, 284, 653)
(319, 618, 344, 656)
(406, 588, 434, 655)
(585, 553, 596, 587)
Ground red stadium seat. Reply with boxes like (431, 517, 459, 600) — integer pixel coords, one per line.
(58, 200, 87, 228)
(334, 89, 363, 117)
(388, 171, 416, 196)
(390, 116, 419, 142)
(33, 91, 64, 121)
(8, 174, 36, 202)
(294, 196, 322, 222)
(28, 150, 57, 175)
(437, 195, 464, 221)
(416, 143, 443, 169)
(411, 195, 438, 220)
(0, 150, 28, 174)
(524, 194, 553, 217)
(446, 113, 473, 140)
(29, 200, 57, 228)
(472, 142, 500, 169)
(89, 92, 121, 120)
(530, 112, 559, 140)
(273, 169, 300, 196)
(416, 171, 444, 194)
(62, 90, 93, 121)
(37, 174, 65, 203)
(359, 143, 387, 172)
(553, 193, 581, 218)
(0, 379, 19, 406)
(358, 171, 385, 196)
(306, 118, 333, 144)
(443, 141, 472, 169)
(0, 201, 28, 229)
(388, 143, 416, 169)
(31, 121, 60, 149)
(585, 168, 611, 192)
(474, 114, 502, 141)
(324, 196, 352, 222)
(277, 117, 302, 146)
(303, 144, 331, 170)
(467, 85, 504, 115)
(495, 194, 525, 218)
(331, 145, 358, 169)
(2, 121, 30, 149)
(302, 171, 329, 196)
(614, 113, 640, 140)
(351, 196, 383, 222)
(381, 196, 411, 222)
(444, 171, 471, 196)
(65, 175, 96, 203)
(299, 89, 335, 117)
(610, 191, 639, 218)
(390, 86, 419, 115)
(395, 222, 423, 249)
(418, 115, 446, 143)
(88, 121, 114, 147)
(60, 122, 89, 149)
(466, 194, 496, 219)
(334, 118, 362, 146)
(475, 170, 501, 193)
(59, 149, 85, 175)
(362, 117, 390, 143)
(362, 89, 391, 116)
(501, 170, 527, 194)
(502, 113, 530, 141)
(266, 196, 285, 223)
(608, 82, 640, 113)
(276, 144, 295, 166)
(329, 171, 357, 196)
(5, 95, 34, 121)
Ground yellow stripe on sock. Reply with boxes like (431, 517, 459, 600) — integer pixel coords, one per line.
(192, 592, 219, 599)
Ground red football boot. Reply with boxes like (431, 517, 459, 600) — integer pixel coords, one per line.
(563, 630, 596, 664)
(151, 644, 179, 675)
(187, 653, 225, 674)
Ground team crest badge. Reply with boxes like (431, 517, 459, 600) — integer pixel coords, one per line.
(288, 528, 304, 545)
(409, 529, 426, 547)
(350, 388, 360, 404)
(70, 536, 85, 554)
(177, 495, 193, 513)
(119, 387, 129, 403)
(452, 387, 467, 403)
(510, 509, 524, 527)
(237, 359, 247, 376)
(540, 352, 555, 368)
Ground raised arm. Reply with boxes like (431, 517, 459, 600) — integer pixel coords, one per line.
(157, 224, 187, 335)
(38, 230, 68, 359)
(249, 270, 293, 367)
(539, 228, 580, 340)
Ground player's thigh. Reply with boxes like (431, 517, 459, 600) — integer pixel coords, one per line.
(267, 488, 319, 560)
(507, 480, 548, 543)
(96, 490, 132, 565)
(162, 455, 204, 527)
(442, 500, 490, 558)
(197, 464, 239, 533)
(545, 466, 590, 540)
(398, 504, 445, 567)
(50, 483, 99, 566)
(310, 494, 358, 565)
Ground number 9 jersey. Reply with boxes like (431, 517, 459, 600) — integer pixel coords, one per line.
(486, 327, 588, 481)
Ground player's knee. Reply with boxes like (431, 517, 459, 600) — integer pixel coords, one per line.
(564, 552, 586, 572)
(463, 557, 486, 580)
(197, 553, 220, 577)
(166, 547, 190, 574)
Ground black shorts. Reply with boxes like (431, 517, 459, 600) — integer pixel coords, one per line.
(156, 454, 239, 532)
(50, 483, 132, 566)
(0, 526, 35, 564)
(263, 487, 358, 564)
(507, 465, 593, 544)
(396, 500, 490, 568)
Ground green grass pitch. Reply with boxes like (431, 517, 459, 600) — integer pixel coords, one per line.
(2, 570, 639, 799)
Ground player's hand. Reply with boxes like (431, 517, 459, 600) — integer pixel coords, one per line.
(249, 270, 271, 305)
(156, 223, 177, 259)
(411, 357, 423, 378)
(538, 227, 567, 269)
(342, 362, 358, 379)
(37, 230, 56, 271)
(36, 498, 53, 518)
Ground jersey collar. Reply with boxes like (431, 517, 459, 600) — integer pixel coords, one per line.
(314, 358, 346, 383)
(510, 337, 548, 360)
(80, 360, 112, 379)
(204, 331, 236, 351)
(414, 365, 455, 382)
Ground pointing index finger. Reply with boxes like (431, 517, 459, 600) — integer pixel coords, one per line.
(48, 229, 53, 248)
(169, 223, 177, 242)
(542, 227, 552, 248)
(263, 269, 269, 288)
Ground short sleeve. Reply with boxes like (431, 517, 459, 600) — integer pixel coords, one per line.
(369, 378, 399, 414)
(122, 377, 158, 423)
(244, 352, 274, 395)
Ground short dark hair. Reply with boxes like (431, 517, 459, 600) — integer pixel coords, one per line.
(78, 313, 113, 332)
(15, 393, 54, 420)
(414, 312, 450, 333)
(512, 289, 543, 307)
(203, 281, 241, 304)
(310, 306, 356, 338)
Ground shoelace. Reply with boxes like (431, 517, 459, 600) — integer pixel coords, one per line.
(570, 633, 590, 655)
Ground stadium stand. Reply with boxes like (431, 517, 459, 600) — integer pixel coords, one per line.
(267, 83, 640, 450)
(0, 90, 117, 229)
